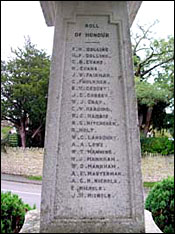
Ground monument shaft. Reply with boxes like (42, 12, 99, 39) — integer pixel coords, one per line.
(40, 1, 145, 233)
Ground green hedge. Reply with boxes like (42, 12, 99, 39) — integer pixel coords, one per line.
(140, 137, 174, 155)
(1, 191, 34, 233)
(8, 133, 19, 147)
(145, 177, 174, 233)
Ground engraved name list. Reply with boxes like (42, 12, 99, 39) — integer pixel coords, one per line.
(58, 15, 131, 217)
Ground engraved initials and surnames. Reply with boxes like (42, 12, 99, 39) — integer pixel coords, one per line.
(57, 16, 131, 217)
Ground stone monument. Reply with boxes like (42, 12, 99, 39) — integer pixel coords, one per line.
(40, 1, 144, 233)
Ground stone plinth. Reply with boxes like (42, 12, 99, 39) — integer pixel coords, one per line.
(20, 210, 162, 233)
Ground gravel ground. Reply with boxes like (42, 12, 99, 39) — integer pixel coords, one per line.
(1, 147, 44, 177)
(141, 154, 174, 182)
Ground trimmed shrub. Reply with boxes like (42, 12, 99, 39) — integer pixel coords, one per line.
(1, 191, 34, 233)
(140, 137, 174, 155)
(8, 133, 19, 147)
(145, 177, 174, 233)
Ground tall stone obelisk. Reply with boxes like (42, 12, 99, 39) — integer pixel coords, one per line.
(40, 1, 144, 233)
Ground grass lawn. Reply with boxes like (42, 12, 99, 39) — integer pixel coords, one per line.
(1, 126, 12, 138)
(26, 175, 42, 181)
(143, 181, 158, 188)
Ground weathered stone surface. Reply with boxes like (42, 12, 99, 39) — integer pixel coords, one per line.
(40, 1, 144, 233)
(40, 1, 142, 27)
(19, 209, 40, 233)
(20, 209, 162, 233)
(127, 1, 142, 27)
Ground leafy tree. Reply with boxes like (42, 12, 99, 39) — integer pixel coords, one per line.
(1, 38, 50, 148)
(131, 22, 174, 137)
(135, 77, 171, 136)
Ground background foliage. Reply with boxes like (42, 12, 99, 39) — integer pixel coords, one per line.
(1, 37, 50, 148)
(131, 22, 174, 138)
(140, 137, 174, 155)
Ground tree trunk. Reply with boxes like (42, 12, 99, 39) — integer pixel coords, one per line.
(31, 124, 43, 139)
(19, 118, 26, 148)
(143, 106, 153, 137)
(138, 113, 144, 129)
